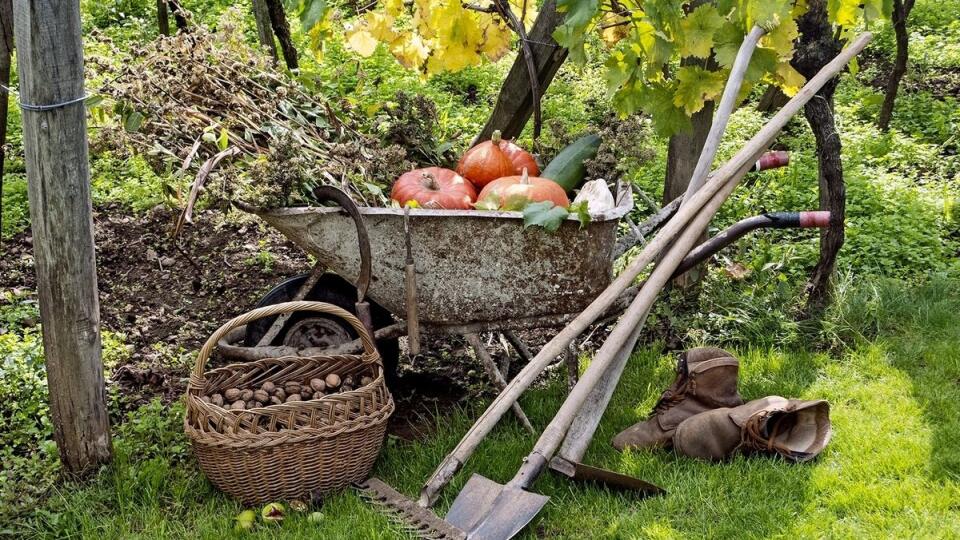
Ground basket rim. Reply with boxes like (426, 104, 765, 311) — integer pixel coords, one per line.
(185, 399, 395, 448)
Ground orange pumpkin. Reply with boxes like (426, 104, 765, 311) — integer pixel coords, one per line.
(495, 133, 539, 177)
(457, 130, 539, 188)
(477, 168, 569, 210)
(391, 167, 477, 210)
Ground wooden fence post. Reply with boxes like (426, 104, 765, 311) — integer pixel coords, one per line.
(13, 0, 112, 475)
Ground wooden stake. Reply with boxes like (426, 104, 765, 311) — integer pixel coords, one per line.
(13, 0, 111, 475)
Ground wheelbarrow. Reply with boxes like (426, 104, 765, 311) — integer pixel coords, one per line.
(222, 185, 636, 430)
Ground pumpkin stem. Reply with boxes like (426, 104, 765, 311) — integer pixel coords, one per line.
(420, 172, 440, 191)
(492, 130, 502, 144)
(520, 167, 530, 184)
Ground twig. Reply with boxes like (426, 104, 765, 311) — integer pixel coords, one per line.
(493, 0, 543, 139)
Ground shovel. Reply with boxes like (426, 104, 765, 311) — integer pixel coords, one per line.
(439, 148, 756, 539)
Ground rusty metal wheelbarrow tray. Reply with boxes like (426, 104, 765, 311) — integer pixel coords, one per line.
(249, 192, 632, 329)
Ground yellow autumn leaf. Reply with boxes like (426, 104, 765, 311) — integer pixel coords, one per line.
(762, 17, 798, 58)
(384, 0, 404, 17)
(365, 12, 397, 42)
(599, 12, 629, 47)
(345, 26, 379, 57)
(414, 0, 434, 38)
(775, 62, 806, 96)
(481, 20, 513, 61)
(390, 33, 430, 70)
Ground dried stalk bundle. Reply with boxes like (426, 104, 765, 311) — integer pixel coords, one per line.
(90, 13, 412, 216)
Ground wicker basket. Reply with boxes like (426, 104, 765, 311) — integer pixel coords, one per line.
(184, 301, 394, 505)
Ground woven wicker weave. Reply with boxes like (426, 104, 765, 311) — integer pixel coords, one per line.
(184, 301, 394, 504)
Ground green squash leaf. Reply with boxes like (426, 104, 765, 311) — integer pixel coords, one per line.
(523, 201, 569, 232)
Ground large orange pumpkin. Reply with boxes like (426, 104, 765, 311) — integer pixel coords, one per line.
(477, 168, 569, 210)
(391, 167, 477, 210)
(457, 131, 539, 189)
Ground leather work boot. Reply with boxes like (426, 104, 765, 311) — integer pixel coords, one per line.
(612, 347, 744, 452)
(673, 396, 832, 462)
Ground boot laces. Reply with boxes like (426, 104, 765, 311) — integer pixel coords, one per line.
(739, 411, 791, 456)
(651, 378, 696, 416)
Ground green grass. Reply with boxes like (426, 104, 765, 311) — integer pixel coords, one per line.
(6, 276, 960, 539)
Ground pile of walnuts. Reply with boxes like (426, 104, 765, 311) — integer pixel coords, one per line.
(200, 373, 375, 411)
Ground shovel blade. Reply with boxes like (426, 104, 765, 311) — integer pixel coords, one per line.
(445, 474, 550, 540)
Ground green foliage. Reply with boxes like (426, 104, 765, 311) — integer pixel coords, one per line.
(554, 0, 888, 136)
(522, 200, 571, 231)
(1, 174, 29, 240)
(89, 152, 177, 211)
(0, 319, 130, 522)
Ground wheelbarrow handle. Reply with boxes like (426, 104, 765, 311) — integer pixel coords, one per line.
(311, 186, 378, 342)
(312, 185, 373, 304)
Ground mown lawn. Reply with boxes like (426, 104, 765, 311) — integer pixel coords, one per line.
(7, 276, 959, 539)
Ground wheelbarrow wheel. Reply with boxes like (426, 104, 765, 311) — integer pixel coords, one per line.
(244, 273, 401, 385)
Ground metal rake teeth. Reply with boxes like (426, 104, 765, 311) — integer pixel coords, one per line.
(355, 478, 466, 540)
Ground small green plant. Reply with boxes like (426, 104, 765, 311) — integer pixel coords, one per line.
(244, 241, 277, 271)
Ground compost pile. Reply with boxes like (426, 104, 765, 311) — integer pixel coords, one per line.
(90, 15, 413, 210)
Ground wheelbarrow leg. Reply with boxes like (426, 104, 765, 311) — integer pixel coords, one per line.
(501, 330, 533, 376)
(255, 261, 327, 346)
(564, 343, 579, 392)
(465, 333, 535, 434)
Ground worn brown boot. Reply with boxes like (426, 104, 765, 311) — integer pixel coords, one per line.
(612, 347, 744, 452)
(673, 396, 831, 462)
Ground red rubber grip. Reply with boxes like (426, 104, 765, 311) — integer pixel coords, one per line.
(799, 211, 831, 228)
(756, 150, 790, 171)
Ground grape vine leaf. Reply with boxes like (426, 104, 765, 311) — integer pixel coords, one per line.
(568, 201, 592, 229)
(604, 48, 638, 97)
(678, 4, 723, 59)
(390, 33, 430, 69)
(299, 0, 329, 31)
(748, 0, 793, 31)
(674, 66, 726, 115)
(745, 47, 780, 82)
(553, 0, 600, 64)
(713, 21, 746, 69)
(346, 27, 379, 57)
(523, 201, 569, 231)
(639, 82, 691, 137)
(762, 17, 799, 57)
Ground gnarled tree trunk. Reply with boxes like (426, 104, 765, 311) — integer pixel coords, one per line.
(265, 0, 298, 70)
(793, 0, 844, 316)
(251, 0, 278, 62)
(0, 0, 11, 241)
(156, 0, 169, 35)
(476, 0, 566, 143)
(878, 0, 915, 131)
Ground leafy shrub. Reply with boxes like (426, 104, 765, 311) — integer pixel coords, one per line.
(0, 323, 130, 520)
(1, 173, 29, 240)
(90, 152, 176, 211)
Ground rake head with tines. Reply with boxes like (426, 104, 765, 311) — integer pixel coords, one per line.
(355, 478, 466, 540)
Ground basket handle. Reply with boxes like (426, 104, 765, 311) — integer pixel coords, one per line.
(189, 301, 379, 393)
